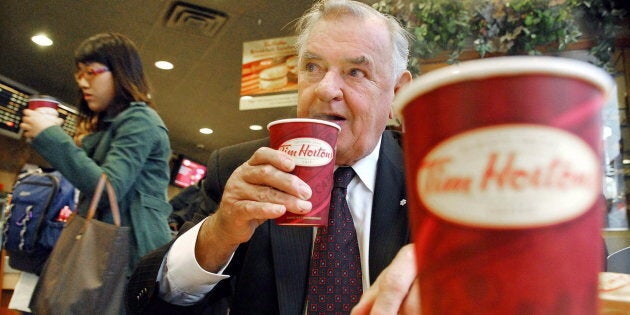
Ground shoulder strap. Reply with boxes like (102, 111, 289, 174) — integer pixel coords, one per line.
(86, 174, 121, 226)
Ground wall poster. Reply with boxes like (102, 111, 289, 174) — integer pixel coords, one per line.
(239, 36, 298, 111)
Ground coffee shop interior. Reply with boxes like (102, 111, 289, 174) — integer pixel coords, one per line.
(0, 0, 629, 312)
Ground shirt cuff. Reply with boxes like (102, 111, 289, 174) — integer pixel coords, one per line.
(158, 217, 231, 305)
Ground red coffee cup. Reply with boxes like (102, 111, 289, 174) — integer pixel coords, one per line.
(394, 56, 613, 314)
(268, 118, 340, 226)
(28, 95, 60, 117)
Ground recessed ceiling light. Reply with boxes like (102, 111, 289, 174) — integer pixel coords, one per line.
(199, 128, 213, 134)
(155, 60, 174, 70)
(249, 125, 263, 131)
(31, 34, 53, 46)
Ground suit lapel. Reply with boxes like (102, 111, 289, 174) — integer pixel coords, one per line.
(369, 131, 410, 282)
(270, 223, 312, 315)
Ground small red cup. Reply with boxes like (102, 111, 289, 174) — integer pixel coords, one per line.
(268, 118, 340, 226)
(28, 95, 60, 117)
(394, 56, 614, 314)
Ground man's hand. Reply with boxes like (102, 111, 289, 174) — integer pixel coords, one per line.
(351, 244, 421, 315)
(195, 147, 313, 272)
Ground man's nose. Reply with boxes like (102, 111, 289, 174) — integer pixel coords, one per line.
(315, 71, 343, 102)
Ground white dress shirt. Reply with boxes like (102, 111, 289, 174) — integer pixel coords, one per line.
(159, 139, 382, 305)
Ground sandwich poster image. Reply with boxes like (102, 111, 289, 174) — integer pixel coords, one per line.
(239, 36, 298, 110)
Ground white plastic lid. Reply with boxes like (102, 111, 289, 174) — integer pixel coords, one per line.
(267, 118, 341, 131)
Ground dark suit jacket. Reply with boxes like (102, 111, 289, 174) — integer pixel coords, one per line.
(126, 130, 410, 315)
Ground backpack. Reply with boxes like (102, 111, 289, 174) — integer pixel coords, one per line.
(2, 169, 77, 275)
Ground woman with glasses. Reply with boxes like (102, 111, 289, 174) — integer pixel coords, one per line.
(18, 32, 173, 314)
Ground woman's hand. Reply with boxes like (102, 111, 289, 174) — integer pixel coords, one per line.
(20, 109, 64, 139)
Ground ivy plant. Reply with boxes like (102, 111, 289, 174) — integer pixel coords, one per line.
(471, 0, 582, 57)
(374, 0, 627, 74)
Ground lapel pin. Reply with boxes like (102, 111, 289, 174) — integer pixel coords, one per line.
(400, 199, 406, 206)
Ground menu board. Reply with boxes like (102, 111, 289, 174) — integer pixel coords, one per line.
(0, 74, 82, 139)
(57, 103, 81, 137)
(0, 74, 35, 139)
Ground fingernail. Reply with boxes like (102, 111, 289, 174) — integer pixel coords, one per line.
(299, 183, 312, 200)
(297, 200, 312, 212)
(283, 156, 295, 170)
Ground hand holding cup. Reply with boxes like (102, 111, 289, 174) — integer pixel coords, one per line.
(267, 118, 340, 226)
(20, 95, 63, 139)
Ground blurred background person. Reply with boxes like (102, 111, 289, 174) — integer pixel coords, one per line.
(168, 178, 204, 233)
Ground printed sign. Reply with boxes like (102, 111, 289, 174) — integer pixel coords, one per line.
(239, 36, 297, 110)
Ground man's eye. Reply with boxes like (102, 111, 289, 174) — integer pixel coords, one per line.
(348, 68, 365, 78)
(305, 63, 319, 72)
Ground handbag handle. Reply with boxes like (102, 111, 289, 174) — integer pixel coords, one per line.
(86, 173, 122, 226)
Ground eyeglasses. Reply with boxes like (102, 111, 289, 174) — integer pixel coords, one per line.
(74, 66, 110, 82)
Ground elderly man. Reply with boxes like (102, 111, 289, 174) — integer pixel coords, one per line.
(126, 0, 419, 314)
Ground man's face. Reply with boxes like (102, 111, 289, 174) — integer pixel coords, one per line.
(296, 16, 408, 166)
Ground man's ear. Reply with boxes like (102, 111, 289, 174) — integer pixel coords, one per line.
(394, 70, 413, 94)
(390, 70, 413, 119)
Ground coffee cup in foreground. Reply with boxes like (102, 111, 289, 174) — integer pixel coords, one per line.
(393, 56, 613, 314)
(268, 118, 340, 226)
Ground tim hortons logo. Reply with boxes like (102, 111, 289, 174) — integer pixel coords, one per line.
(417, 124, 599, 228)
(279, 137, 334, 167)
